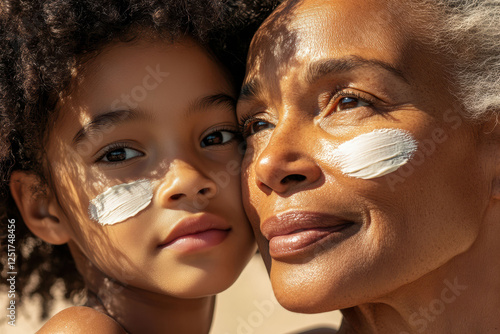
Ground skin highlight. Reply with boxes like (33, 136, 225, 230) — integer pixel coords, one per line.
(237, 0, 500, 332)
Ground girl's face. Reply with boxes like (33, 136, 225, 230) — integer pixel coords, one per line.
(45, 38, 255, 297)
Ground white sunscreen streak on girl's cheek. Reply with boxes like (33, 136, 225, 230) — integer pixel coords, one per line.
(88, 179, 154, 226)
(329, 128, 418, 179)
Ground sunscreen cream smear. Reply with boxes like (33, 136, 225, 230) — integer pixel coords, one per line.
(332, 128, 418, 179)
(89, 179, 154, 226)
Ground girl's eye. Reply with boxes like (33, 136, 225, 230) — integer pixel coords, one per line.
(336, 96, 370, 112)
(99, 147, 143, 163)
(201, 130, 236, 148)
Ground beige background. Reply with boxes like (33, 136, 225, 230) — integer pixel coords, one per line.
(1, 253, 342, 333)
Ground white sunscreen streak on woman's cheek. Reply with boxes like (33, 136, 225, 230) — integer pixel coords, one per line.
(88, 179, 154, 226)
(329, 128, 418, 179)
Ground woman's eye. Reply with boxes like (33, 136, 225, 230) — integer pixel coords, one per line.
(250, 121, 273, 135)
(336, 96, 370, 112)
(99, 147, 143, 163)
(243, 120, 274, 138)
(201, 130, 236, 148)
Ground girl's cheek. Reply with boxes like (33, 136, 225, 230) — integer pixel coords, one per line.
(88, 179, 154, 226)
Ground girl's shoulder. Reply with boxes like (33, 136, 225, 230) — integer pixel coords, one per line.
(296, 328, 338, 334)
(37, 306, 126, 334)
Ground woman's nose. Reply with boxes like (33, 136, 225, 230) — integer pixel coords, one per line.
(158, 161, 217, 209)
(254, 126, 321, 195)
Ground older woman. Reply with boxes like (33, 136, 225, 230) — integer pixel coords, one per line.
(237, 0, 500, 332)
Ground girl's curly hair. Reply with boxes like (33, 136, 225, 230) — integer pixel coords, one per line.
(0, 0, 279, 319)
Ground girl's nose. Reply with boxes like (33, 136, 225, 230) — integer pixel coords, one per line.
(158, 161, 217, 209)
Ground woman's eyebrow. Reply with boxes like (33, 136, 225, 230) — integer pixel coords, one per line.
(72, 109, 150, 146)
(239, 56, 408, 103)
(239, 80, 262, 102)
(305, 56, 409, 85)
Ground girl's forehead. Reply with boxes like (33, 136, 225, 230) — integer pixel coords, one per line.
(57, 37, 233, 123)
(75, 38, 223, 91)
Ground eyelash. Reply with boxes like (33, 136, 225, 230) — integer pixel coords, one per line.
(326, 88, 375, 112)
(238, 88, 381, 139)
(238, 114, 269, 139)
(94, 142, 143, 165)
(239, 92, 373, 135)
(94, 125, 239, 165)
(201, 126, 242, 148)
(209, 126, 240, 141)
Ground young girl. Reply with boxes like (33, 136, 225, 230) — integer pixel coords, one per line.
(0, 1, 277, 332)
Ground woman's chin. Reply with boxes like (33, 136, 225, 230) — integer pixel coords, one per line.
(272, 284, 350, 314)
(269, 266, 354, 313)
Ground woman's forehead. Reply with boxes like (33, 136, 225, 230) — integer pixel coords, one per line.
(246, 0, 415, 85)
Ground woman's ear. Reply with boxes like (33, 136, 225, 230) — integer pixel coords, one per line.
(483, 116, 500, 201)
(9, 171, 71, 245)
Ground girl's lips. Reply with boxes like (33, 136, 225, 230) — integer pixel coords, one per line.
(261, 211, 358, 259)
(158, 213, 231, 253)
(160, 229, 230, 252)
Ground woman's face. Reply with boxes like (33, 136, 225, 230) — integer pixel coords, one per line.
(237, 0, 492, 312)
(46, 38, 255, 298)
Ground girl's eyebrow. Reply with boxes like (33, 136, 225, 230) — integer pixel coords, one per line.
(72, 109, 150, 146)
(72, 94, 235, 146)
(185, 93, 236, 118)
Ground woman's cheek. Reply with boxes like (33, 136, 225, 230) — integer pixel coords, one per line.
(318, 128, 419, 180)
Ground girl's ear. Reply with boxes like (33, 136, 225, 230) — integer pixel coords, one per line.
(9, 171, 71, 245)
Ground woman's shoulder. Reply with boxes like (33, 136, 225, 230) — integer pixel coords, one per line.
(37, 306, 126, 334)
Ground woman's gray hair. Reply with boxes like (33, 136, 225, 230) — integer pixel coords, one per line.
(436, 0, 500, 119)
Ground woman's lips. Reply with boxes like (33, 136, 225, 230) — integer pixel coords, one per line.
(261, 211, 357, 259)
(158, 213, 231, 253)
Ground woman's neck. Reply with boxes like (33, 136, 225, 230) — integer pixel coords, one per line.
(70, 244, 215, 334)
(338, 203, 500, 334)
